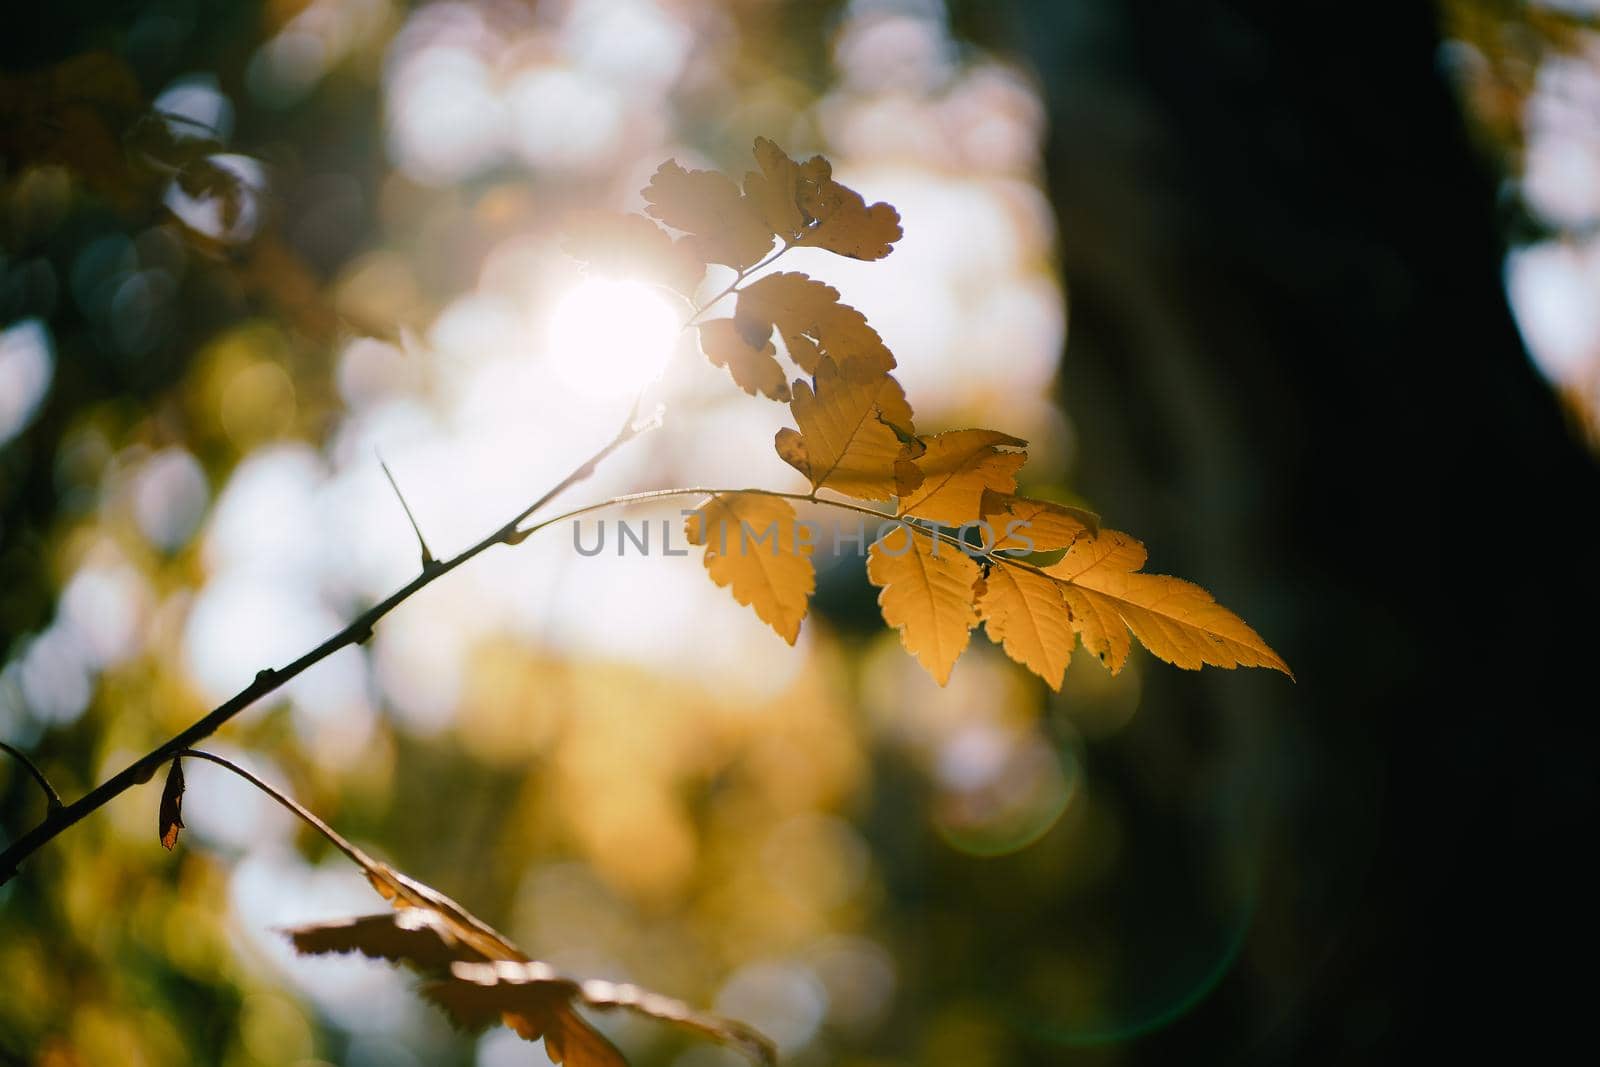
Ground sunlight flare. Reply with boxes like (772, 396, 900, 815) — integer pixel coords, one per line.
(544, 278, 681, 401)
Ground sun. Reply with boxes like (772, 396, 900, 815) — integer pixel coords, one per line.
(544, 278, 682, 401)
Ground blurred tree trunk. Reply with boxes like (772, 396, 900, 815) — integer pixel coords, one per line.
(1004, 0, 1597, 1059)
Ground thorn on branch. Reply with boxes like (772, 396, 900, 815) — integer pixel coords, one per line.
(1, 740, 65, 814)
(631, 403, 666, 435)
(380, 454, 437, 570)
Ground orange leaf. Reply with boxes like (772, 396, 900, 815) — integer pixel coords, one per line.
(981, 490, 1099, 553)
(697, 319, 790, 400)
(867, 524, 982, 685)
(896, 430, 1028, 525)
(685, 492, 816, 643)
(792, 153, 902, 260)
(975, 564, 1077, 690)
(777, 358, 918, 501)
(743, 136, 808, 241)
(1028, 533, 1292, 676)
(735, 271, 894, 378)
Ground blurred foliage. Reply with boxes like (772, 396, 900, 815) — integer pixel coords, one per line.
(4, 2, 1288, 1066)
(1439, 0, 1600, 443)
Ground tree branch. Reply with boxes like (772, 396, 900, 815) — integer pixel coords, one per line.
(0, 407, 657, 885)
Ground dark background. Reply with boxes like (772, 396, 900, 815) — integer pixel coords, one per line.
(1002, 0, 1599, 1059)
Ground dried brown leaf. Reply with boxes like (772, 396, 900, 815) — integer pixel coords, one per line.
(158, 757, 184, 850)
(430, 961, 776, 1067)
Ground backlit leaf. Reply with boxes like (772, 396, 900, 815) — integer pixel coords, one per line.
(741, 139, 902, 259)
(1036, 534, 1292, 676)
(430, 962, 776, 1067)
(686, 492, 816, 643)
(734, 271, 894, 377)
(896, 430, 1028, 525)
(743, 136, 808, 241)
(867, 524, 982, 685)
(285, 851, 773, 1066)
(981, 490, 1099, 553)
(697, 319, 790, 400)
(777, 357, 919, 501)
(791, 153, 902, 260)
(286, 909, 492, 971)
(1056, 583, 1134, 674)
(975, 564, 1077, 690)
(642, 161, 773, 270)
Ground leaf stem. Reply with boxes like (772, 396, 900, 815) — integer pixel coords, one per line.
(683, 242, 791, 328)
(171, 749, 376, 871)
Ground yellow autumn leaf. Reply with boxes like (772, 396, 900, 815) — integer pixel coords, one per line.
(741, 139, 902, 260)
(697, 319, 790, 400)
(1056, 583, 1133, 674)
(793, 154, 902, 260)
(867, 523, 982, 685)
(1046, 527, 1149, 579)
(1027, 533, 1291, 676)
(981, 490, 1099, 553)
(743, 136, 808, 241)
(775, 357, 919, 501)
(642, 160, 773, 270)
(734, 271, 894, 378)
(975, 564, 1077, 690)
(896, 430, 1028, 525)
(685, 493, 815, 643)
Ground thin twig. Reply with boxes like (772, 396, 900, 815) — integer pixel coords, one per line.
(1, 741, 64, 814)
(0, 407, 656, 885)
(0, 267, 779, 884)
